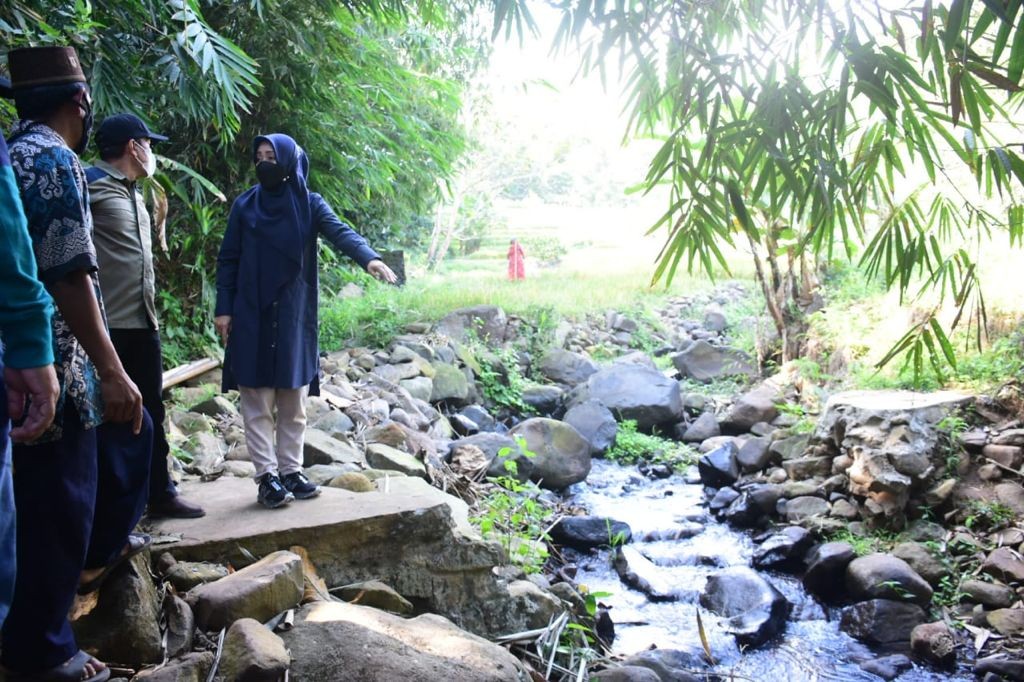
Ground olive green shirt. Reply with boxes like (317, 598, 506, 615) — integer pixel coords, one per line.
(87, 159, 158, 330)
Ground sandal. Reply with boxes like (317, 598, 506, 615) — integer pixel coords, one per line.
(5, 650, 111, 682)
(77, 532, 151, 595)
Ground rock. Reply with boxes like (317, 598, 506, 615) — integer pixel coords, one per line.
(505, 580, 563, 631)
(891, 542, 947, 587)
(303, 429, 364, 467)
(961, 579, 1015, 609)
(700, 566, 789, 648)
(280, 601, 523, 681)
(995, 481, 1024, 514)
(190, 395, 238, 418)
(521, 384, 564, 414)
(839, 599, 926, 644)
(910, 621, 956, 668)
(620, 649, 707, 682)
(803, 542, 856, 602)
(923, 478, 957, 507)
(223, 460, 257, 478)
(164, 561, 229, 592)
(326, 471, 374, 492)
(769, 433, 811, 462)
(220, 618, 290, 682)
(171, 410, 213, 435)
(397, 377, 432, 403)
(187, 550, 304, 631)
(982, 547, 1024, 583)
(591, 666, 662, 682)
(163, 593, 195, 659)
(975, 656, 1024, 681)
(709, 487, 740, 511)
(452, 433, 533, 481)
(846, 554, 933, 605)
(430, 363, 470, 403)
(703, 305, 728, 333)
(987, 608, 1024, 636)
(813, 390, 971, 525)
(537, 349, 599, 386)
(785, 496, 830, 523)
(672, 340, 756, 382)
(752, 526, 814, 570)
(365, 443, 427, 478)
(736, 437, 771, 473)
(550, 516, 632, 550)
(72, 554, 162, 667)
(132, 652, 215, 682)
(613, 547, 675, 601)
(311, 409, 355, 436)
(983, 444, 1024, 469)
(782, 456, 832, 480)
(304, 463, 359, 485)
(682, 412, 720, 443)
(434, 305, 508, 345)
(721, 485, 780, 528)
(510, 418, 591, 490)
(573, 364, 683, 430)
(563, 400, 618, 455)
(697, 442, 739, 488)
(722, 385, 780, 432)
(858, 654, 913, 681)
(459, 405, 497, 432)
(333, 579, 414, 614)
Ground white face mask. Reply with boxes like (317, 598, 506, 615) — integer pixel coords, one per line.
(134, 141, 157, 177)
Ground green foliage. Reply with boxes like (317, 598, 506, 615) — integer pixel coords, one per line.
(513, 0, 1024, 381)
(775, 402, 816, 435)
(827, 528, 900, 556)
(606, 420, 696, 471)
(476, 344, 531, 414)
(319, 291, 412, 351)
(2, 1, 485, 360)
(521, 235, 567, 264)
(472, 437, 551, 573)
(937, 413, 969, 478)
(964, 500, 1016, 531)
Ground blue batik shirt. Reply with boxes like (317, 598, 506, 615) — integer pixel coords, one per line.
(8, 120, 105, 441)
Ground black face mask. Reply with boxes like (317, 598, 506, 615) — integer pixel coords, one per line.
(73, 98, 93, 156)
(255, 160, 288, 191)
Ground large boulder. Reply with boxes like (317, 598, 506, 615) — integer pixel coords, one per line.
(187, 550, 304, 631)
(910, 621, 956, 668)
(430, 363, 471, 403)
(509, 418, 592, 490)
(721, 384, 780, 432)
(697, 443, 739, 488)
(550, 516, 632, 550)
(72, 554, 162, 667)
(681, 412, 720, 443)
(563, 400, 618, 454)
(571, 364, 683, 430)
(537, 349, 599, 386)
(752, 526, 813, 571)
(671, 340, 756, 382)
(434, 305, 508, 345)
(812, 390, 972, 526)
(845, 554, 933, 605)
(449, 433, 533, 481)
(802, 542, 856, 602)
(839, 599, 927, 644)
(220, 618, 290, 682)
(982, 546, 1024, 583)
(303, 429, 364, 467)
(699, 567, 789, 648)
(279, 601, 524, 681)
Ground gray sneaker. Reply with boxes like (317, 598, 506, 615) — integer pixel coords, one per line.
(257, 473, 294, 509)
(281, 471, 321, 499)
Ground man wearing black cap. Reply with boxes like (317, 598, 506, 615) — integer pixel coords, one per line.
(89, 113, 205, 519)
(1, 47, 150, 682)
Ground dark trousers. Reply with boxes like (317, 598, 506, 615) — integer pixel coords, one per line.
(109, 328, 177, 502)
(0, 362, 14, 628)
(2, 406, 152, 673)
(3, 406, 97, 672)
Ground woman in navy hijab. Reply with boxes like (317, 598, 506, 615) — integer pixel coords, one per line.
(215, 133, 396, 508)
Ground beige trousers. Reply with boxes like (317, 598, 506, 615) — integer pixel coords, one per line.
(239, 386, 308, 479)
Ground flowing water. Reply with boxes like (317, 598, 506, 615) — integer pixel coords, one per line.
(564, 459, 973, 681)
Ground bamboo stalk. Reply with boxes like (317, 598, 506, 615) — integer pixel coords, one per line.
(162, 357, 221, 389)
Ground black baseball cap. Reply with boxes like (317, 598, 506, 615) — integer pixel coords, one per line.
(94, 113, 168, 147)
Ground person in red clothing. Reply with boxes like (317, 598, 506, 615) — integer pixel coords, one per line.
(507, 237, 525, 281)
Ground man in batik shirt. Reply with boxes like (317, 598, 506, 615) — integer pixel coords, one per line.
(1, 46, 150, 682)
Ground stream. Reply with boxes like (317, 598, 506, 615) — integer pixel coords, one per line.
(563, 459, 974, 681)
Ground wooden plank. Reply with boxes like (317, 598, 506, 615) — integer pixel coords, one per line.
(162, 357, 221, 389)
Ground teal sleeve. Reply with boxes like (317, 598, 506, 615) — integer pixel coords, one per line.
(0, 147, 54, 369)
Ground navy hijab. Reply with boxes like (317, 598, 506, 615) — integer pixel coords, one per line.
(233, 133, 312, 307)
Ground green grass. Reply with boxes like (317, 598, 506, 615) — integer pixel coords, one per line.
(605, 420, 697, 471)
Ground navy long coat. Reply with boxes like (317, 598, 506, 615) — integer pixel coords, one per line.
(215, 134, 380, 394)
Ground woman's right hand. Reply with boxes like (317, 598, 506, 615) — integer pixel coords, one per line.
(214, 315, 232, 345)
